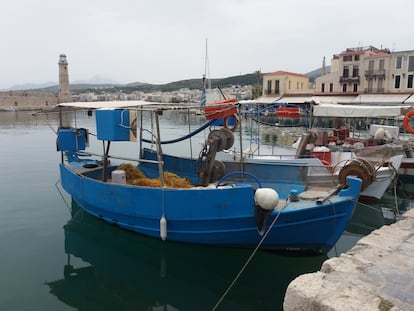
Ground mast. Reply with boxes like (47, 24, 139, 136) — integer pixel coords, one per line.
(200, 38, 209, 107)
(204, 38, 211, 90)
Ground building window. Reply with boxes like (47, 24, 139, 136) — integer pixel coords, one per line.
(343, 55, 352, 62)
(352, 65, 359, 77)
(379, 59, 385, 70)
(321, 83, 325, 92)
(353, 83, 358, 92)
(396, 56, 402, 69)
(267, 80, 272, 94)
(408, 75, 413, 88)
(343, 66, 349, 78)
(368, 60, 374, 71)
(395, 75, 401, 88)
(354, 55, 360, 61)
(288, 80, 291, 90)
(329, 83, 333, 92)
(409, 56, 414, 72)
(275, 80, 280, 94)
(342, 84, 347, 92)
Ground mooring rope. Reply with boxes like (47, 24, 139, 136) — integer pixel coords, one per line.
(55, 179, 71, 212)
(211, 202, 289, 311)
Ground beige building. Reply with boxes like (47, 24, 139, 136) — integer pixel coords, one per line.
(263, 71, 312, 97)
(315, 46, 414, 96)
(388, 50, 414, 93)
(0, 54, 71, 110)
(258, 46, 414, 105)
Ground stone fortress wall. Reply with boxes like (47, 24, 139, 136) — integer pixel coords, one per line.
(0, 91, 60, 110)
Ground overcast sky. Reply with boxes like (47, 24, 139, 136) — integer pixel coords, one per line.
(1, 0, 413, 89)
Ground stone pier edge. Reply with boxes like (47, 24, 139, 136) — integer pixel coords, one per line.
(284, 209, 414, 311)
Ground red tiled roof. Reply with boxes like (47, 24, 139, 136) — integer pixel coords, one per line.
(339, 50, 365, 56)
(365, 52, 391, 58)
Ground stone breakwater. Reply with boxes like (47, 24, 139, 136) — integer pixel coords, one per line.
(284, 209, 414, 311)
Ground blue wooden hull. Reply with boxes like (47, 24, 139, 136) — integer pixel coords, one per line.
(60, 161, 361, 254)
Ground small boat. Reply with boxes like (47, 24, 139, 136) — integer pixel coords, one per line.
(228, 104, 405, 202)
(51, 101, 362, 254)
(230, 137, 403, 203)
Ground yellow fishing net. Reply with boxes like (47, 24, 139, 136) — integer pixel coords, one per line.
(116, 163, 194, 188)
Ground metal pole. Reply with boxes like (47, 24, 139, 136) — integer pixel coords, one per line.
(102, 140, 111, 182)
(155, 110, 165, 188)
(238, 110, 244, 172)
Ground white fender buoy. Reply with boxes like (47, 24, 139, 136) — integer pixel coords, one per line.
(254, 188, 279, 211)
(384, 129, 392, 140)
(160, 216, 167, 240)
(374, 127, 385, 141)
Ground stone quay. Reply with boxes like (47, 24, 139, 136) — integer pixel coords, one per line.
(284, 208, 414, 311)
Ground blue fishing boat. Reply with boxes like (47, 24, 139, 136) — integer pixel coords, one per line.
(45, 202, 327, 310)
(53, 101, 362, 254)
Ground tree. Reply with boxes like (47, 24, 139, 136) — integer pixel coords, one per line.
(252, 70, 263, 99)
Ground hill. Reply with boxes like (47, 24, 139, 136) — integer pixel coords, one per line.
(70, 73, 262, 94)
(11, 68, 326, 94)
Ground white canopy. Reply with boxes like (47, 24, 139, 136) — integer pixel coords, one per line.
(403, 94, 414, 104)
(351, 94, 411, 105)
(313, 103, 411, 117)
(311, 96, 356, 104)
(277, 96, 314, 104)
(255, 96, 282, 103)
(272, 95, 356, 105)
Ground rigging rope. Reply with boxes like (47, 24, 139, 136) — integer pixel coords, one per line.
(211, 201, 289, 311)
(141, 119, 216, 144)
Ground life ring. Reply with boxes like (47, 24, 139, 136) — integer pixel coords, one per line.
(223, 114, 239, 132)
(403, 110, 414, 134)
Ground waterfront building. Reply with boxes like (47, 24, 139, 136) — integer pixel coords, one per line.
(258, 46, 414, 105)
(263, 71, 312, 96)
(315, 46, 414, 97)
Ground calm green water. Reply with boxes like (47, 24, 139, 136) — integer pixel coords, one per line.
(0, 110, 411, 311)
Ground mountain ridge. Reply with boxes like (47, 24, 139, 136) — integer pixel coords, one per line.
(5, 67, 329, 93)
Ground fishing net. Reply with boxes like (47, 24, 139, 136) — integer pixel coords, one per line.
(116, 163, 194, 188)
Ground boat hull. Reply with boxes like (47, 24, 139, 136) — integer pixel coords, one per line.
(60, 163, 360, 254)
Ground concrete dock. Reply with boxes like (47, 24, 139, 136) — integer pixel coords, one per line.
(284, 209, 414, 311)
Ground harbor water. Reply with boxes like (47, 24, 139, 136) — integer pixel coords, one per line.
(0, 110, 412, 311)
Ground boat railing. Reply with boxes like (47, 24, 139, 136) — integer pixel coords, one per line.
(69, 151, 162, 165)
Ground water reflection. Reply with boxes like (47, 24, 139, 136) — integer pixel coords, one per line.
(328, 189, 414, 257)
(46, 201, 327, 311)
(0, 110, 77, 130)
(349, 190, 413, 235)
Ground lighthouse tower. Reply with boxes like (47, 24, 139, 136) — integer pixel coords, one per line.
(58, 54, 71, 103)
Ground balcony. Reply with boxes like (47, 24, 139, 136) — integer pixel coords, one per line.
(340, 76, 360, 83)
(365, 69, 385, 78)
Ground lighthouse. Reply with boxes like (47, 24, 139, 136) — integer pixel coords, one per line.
(58, 54, 71, 103)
